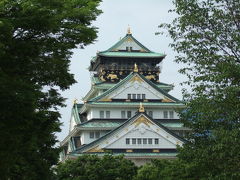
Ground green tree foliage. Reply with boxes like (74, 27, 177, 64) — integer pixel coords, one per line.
(134, 159, 194, 180)
(159, 0, 240, 179)
(0, 0, 101, 179)
(55, 155, 137, 180)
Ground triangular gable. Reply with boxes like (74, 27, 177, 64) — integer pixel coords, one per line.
(90, 72, 180, 103)
(106, 33, 151, 52)
(72, 113, 185, 153)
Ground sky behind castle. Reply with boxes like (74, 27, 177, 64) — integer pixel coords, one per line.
(57, 0, 188, 141)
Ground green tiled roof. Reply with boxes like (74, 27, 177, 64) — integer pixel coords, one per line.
(70, 152, 178, 157)
(99, 51, 165, 58)
(88, 102, 185, 107)
(106, 33, 151, 52)
(72, 103, 83, 123)
(78, 120, 125, 128)
(161, 123, 183, 128)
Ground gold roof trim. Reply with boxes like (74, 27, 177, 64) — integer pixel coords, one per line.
(87, 145, 104, 153)
(132, 116, 153, 127)
(162, 98, 174, 102)
(130, 75, 143, 83)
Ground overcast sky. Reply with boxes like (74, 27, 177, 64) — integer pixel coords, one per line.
(57, 0, 188, 141)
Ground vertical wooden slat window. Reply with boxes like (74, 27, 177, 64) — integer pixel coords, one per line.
(106, 111, 110, 118)
(100, 111, 104, 118)
(121, 111, 126, 119)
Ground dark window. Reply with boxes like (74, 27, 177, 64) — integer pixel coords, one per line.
(132, 94, 136, 99)
(169, 111, 174, 119)
(106, 111, 110, 118)
(163, 111, 168, 119)
(148, 138, 152, 144)
(155, 139, 159, 144)
(142, 94, 146, 99)
(130, 47, 133, 51)
(126, 138, 130, 144)
(127, 94, 131, 99)
(121, 111, 126, 119)
(143, 138, 147, 144)
(95, 132, 100, 138)
(74, 136, 81, 148)
(127, 111, 132, 118)
(148, 111, 153, 117)
(126, 47, 129, 51)
(132, 138, 136, 144)
(137, 94, 141, 99)
(137, 138, 142, 144)
(100, 111, 104, 118)
(90, 132, 94, 139)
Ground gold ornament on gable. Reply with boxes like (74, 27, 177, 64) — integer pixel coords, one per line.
(130, 75, 143, 83)
(132, 116, 153, 127)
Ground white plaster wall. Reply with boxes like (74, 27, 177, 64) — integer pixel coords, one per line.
(89, 107, 138, 119)
(106, 127, 176, 149)
(87, 107, 179, 119)
(81, 131, 109, 145)
(86, 110, 93, 120)
(109, 81, 165, 100)
(117, 41, 142, 51)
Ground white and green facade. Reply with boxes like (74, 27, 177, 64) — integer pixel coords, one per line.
(60, 30, 188, 165)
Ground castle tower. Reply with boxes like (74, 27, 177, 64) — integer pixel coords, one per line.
(60, 30, 187, 165)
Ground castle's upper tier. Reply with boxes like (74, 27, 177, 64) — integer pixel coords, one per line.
(89, 30, 166, 83)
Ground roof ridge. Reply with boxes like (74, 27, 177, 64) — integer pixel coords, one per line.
(105, 34, 151, 52)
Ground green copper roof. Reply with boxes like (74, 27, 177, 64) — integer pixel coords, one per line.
(88, 102, 185, 107)
(106, 33, 151, 52)
(78, 120, 124, 128)
(77, 119, 184, 129)
(98, 51, 165, 58)
(70, 152, 178, 157)
(72, 103, 83, 123)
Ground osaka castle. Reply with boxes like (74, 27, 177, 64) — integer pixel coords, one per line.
(60, 28, 188, 165)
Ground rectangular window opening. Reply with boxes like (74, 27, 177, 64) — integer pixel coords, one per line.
(121, 111, 126, 119)
(169, 111, 174, 119)
(127, 111, 132, 118)
(132, 94, 136, 99)
(137, 94, 141, 99)
(106, 111, 110, 118)
(155, 138, 159, 144)
(95, 132, 100, 138)
(126, 138, 130, 145)
(163, 111, 168, 119)
(90, 132, 94, 139)
(100, 111, 104, 119)
(148, 111, 153, 117)
(132, 138, 136, 145)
